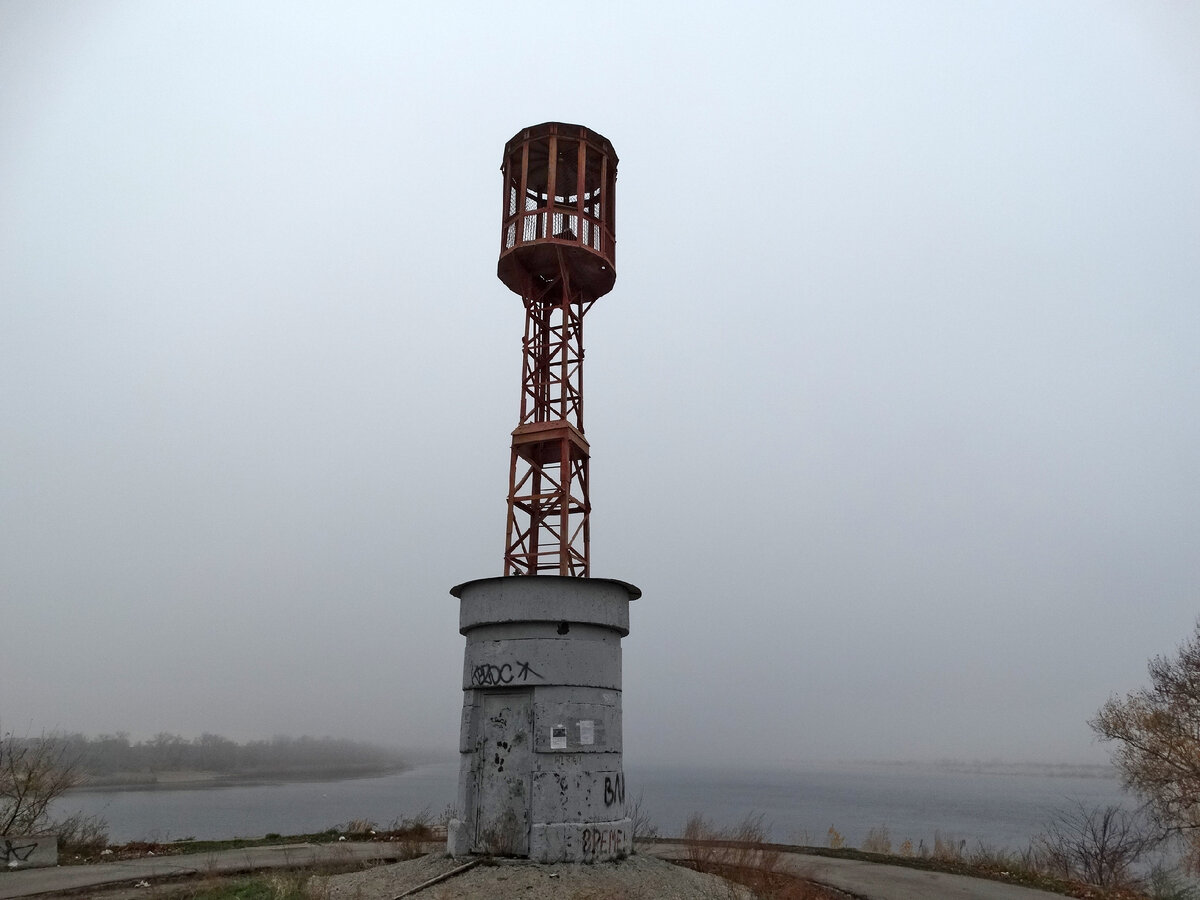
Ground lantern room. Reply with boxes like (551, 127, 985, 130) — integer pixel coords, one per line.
(498, 122, 618, 299)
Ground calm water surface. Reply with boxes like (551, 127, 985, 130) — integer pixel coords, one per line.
(637, 763, 1128, 850)
(57, 761, 1129, 850)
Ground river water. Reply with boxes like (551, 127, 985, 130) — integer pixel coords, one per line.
(56, 760, 1130, 851)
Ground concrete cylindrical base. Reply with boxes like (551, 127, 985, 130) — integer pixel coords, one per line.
(446, 575, 639, 862)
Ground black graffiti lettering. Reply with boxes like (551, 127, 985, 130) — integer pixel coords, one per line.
(1, 840, 38, 863)
(471, 664, 510, 686)
(603, 773, 625, 807)
(471, 661, 543, 686)
(515, 660, 542, 681)
(581, 828, 624, 857)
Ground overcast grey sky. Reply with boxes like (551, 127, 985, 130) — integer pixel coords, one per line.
(2, 1, 1198, 768)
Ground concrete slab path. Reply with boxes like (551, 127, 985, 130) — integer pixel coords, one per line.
(645, 843, 1069, 900)
(0, 842, 407, 899)
(0, 842, 1074, 899)
(780, 852, 1067, 900)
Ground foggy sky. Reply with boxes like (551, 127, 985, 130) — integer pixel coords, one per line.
(2, 2, 1198, 768)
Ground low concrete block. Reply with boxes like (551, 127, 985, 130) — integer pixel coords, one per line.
(446, 819, 472, 858)
(1, 834, 57, 870)
(529, 818, 631, 863)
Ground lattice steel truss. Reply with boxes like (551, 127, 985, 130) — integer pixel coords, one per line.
(497, 123, 617, 577)
(503, 258, 594, 576)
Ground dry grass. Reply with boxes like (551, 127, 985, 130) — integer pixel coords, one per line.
(861, 826, 891, 855)
(681, 812, 848, 899)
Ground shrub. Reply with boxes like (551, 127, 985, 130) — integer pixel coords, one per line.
(1036, 802, 1159, 888)
(55, 811, 109, 857)
(683, 813, 716, 867)
(1, 727, 109, 858)
(1148, 867, 1200, 900)
(1, 729, 80, 834)
(341, 818, 375, 835)
(625, 789, 658, 847)
(682, 812, 847, 899)
(862, 825, 891, 854)
(932, 831, 965, 861)
(682, 812, 781, 894)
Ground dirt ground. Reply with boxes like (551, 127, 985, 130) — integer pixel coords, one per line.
(317, 853, 756, 900)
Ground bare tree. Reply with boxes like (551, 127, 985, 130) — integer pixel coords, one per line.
(1092, 620, 1200, 870)
(1037, 802, 1159, 887)
(624, 788, 658, 848)
(0, 729, 82, 835)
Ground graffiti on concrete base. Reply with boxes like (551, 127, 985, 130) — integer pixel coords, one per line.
(471, 660, 543, 686)
(2, 839, 38, 865)
(581, 826, 626, 857)
(603, 773, 625, 807)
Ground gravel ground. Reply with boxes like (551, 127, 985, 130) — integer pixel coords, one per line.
(318, 853, 754, 900)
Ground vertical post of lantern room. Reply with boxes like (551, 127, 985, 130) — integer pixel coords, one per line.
(447, 123, 637, 864)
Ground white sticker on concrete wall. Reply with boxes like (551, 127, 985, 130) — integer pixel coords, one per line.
(551, 724, 567, 749)
(577, 720, 595, 745)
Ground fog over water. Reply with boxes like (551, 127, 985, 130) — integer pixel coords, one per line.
(3, 3, 1199, 768)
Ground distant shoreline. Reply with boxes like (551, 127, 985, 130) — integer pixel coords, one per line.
(70, 764, 411, 793)
(849, 759, 1118, 779)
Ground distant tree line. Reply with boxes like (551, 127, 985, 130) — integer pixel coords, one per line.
(52, 732, 407, 781)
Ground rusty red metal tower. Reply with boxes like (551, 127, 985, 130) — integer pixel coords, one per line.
(498, 122, 618, 577)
